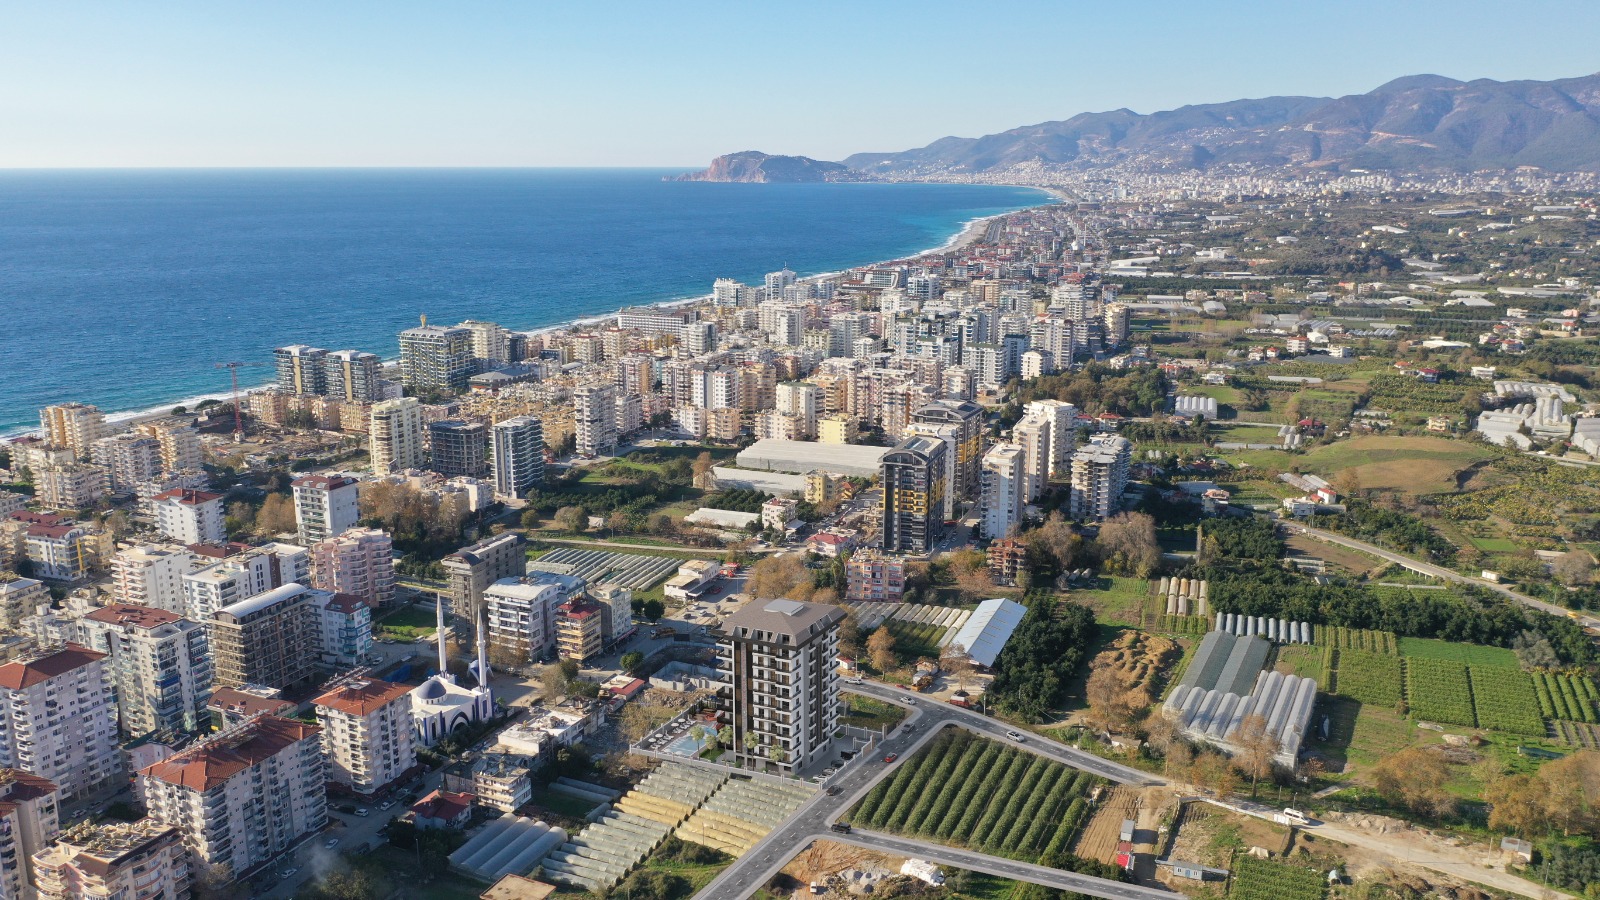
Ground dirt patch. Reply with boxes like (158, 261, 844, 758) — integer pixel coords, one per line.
(1073, 786, 1141, 864)
(1091, 630, 1180, 699)
(1164, 802, 1291, 870)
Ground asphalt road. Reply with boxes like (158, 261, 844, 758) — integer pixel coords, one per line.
(692, 685, 1163, 900)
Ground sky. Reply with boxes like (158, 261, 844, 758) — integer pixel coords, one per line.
(4, 1, 1599, 168)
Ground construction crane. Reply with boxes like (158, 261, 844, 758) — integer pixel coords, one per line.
(215, 362, 269, 442)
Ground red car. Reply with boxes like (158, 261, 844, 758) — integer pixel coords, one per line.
(882, 753, 898, 763)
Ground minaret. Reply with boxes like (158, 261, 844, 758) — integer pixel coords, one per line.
(435, 596, 451, 681)
(475, 604, 491, 690)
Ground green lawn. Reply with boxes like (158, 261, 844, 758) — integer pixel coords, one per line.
(841, 693, 909, 731)
(1398, 637, 1519, 668)
(1065, 576, 1150, 628)
(1467, 536, 1519, 553)
(375, 604, 439, 639)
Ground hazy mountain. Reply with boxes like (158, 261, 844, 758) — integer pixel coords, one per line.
(673, 151, 857, 183)
(832, 73, 1600, 175)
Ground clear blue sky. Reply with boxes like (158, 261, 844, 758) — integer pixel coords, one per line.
(4, 1, 1597, 167)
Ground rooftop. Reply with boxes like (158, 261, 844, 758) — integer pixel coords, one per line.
(721, 597, 845, 642)
(82, 604, 184, 629)
(152, 488, 222, 505)
(140, 716, 321, 791)
(315, 678, 413, 716)
(0, 644, 107, 690)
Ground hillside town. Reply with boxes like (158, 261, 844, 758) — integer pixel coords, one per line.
(6, 187, 1600, 900)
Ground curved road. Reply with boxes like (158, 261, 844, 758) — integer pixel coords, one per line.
(692, 685, 1164, 900)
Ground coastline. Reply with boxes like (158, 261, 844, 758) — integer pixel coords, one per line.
(3, 187, 1056, 442)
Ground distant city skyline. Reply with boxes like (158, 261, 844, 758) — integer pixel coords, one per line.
(3, 0, 1598, 168)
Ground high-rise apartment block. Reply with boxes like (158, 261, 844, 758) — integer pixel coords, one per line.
(208, 583, 327, 690)
(980, 443, 1026, 539)
(39, 404, 106, 462)
(441, 532, 526, 624)
(139, 716, 326, 880)
(0, 770, 61, 900)
(911, 399, 984, 501)
(291, 473, 361, 545)
(0, 645, 125, 801)
(0, 575, 49, 632)
(484, 578, 566, 664)
(32, 819, 189, 900)
(324, 349, 383, 403)
(718, 598, 843, 775)
(134, 418, 204, 473)
(111, 544, 195, 615)
(458, 320, 512, 370)
(77, 605, 212, 739)
(311, 527, 396, 610)
(274, 345, 329, 395)
(90, 432, 163, 490)
(428, 420, 489, 478)
(880, 434, 948, 555)
(182, 545, 306, 622)
(313, 678, 416, 796)
(844, 550, 906, 602)
(554, 597, 606, 664)
(1069, 434, 1132, 522)
(369, 397, 425, 475)
(32, 464, 107, 511)
(398, 321, 474, 394)
(490, 415, 544, 500)
(573, 383, 618, 457)
(152, 488, 225, 545)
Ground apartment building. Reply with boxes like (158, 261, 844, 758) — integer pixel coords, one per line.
(0, 646, 124, 801)
(110, 544, 195, 615)
(979, 443, 1026, 540)
(32, 465, 107, 512)
(32, 819, 189, 900)
(879, 434, 948, 555)
(0, 575, 48, 631)
(208, 583, 327, 690)
(77, 604, 212, 739)
(844, 550, 906, 603)
(274, 345, 329, 395)
(1069, 434, 1132, 522)
(428, 420, 488, 478)
(38, 404, 106, 462)
(369, 397, 426, 476)
(311, 527, 396, 610)
(324, 349, 384, 403)
(133, 418, 204, 474)
(911, 399, 984, 501)
(22, 523, 100, 582)
(554, 598, 605, 664)
(441, 532, 526, 625)
(484, 578, 565, 664)
(573, 383, 618, 457)
(139, 716, 326, 880)
(90, 432, 163, 491)
(182, 545, 307, 621)
(0, 770, 60, 900)
(316, 593, 374, 668)
(718, 598, 843, 776)
(490, 415, 544, 500)
(313, 678, 416, 796)
(32, 819, 185, 900)
(291, 474, 361, 545)
(398, 322, 474, 394)
(152, 489, 225, 545)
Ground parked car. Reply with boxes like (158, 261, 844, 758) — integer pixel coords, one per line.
(354, 808, 370, 817)
(281, 868, 299, 880)
(324, 838, 340, 849)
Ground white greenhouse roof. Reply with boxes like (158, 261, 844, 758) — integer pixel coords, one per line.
(946, 597, 1027, 668)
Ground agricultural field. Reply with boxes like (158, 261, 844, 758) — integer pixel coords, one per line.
(1291, 435, 1493, 495)
(1313, 627, 1397, 655)
(1273, 645, 1326, 687)
(1088, 630, 1180, 701)
(1466, 668, 1545, 736)
(1535, 671, 1600, 724)
(1070, 576, 1150, 628)
(1398, 638, 1518, 668)
(1326, 649, 1403, 707)
(1363, 373, 1473, 416)
(1405, 658, 1476, 727)
(880, 619, 947, 663)
(1227, 854, 1326, 900)
(849, 729, 1104, 867)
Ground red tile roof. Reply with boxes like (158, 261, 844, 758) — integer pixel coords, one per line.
(0, 644, 107, 690)
(207, 688, 294, 718)
(139, 716, 321, 791)
(0, 769, 59, 802)
(83, 604, 183, 629)
(410, 789, 473, 823)
(322, 593, 368, 614)
(314, 679, 411, 717)
(24, 524, 81, 540)
(152, 489, 222, 505)
(292, 474, 359, 490)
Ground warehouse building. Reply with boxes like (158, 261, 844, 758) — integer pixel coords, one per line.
(734, 439, 889, 478)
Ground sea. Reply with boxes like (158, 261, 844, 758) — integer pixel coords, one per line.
(0, 169, 1049, 436)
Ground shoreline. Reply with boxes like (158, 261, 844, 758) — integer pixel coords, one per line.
(2, 188, 1057, 441)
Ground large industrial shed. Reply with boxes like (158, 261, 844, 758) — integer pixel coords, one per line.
(1162, 630, 1316, 767)
(734, 439, 889, 477)
(946, 598, 1027, 668)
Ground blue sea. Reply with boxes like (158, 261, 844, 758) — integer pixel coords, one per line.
(0, 169, 1048, 435)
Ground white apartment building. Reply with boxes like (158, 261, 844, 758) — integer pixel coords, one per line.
(0, 575, 48, 632)
(77, 604, 213, 739)
(0, 645, 125, 801)
(490, 415, 544, 500)
(152, 489, 225, 545)
(0, 769, 61, 900)
(291, 474, 361, 545)
(134, 418, 205, 473)
(139, 716, 327, 880)
(980, 443, 1027, 539)
(313, 678, 416, 795)
(775, 382, 819, 439)
(315, 592, 374, 668)
(1023, 399, 1079, 479)
(573, 383, 618, 457)
(38, 404, 106, 462)
(369, 397, 426, 476)
(90, 432, 164, 491)
(1069, 433, 1132, 522)
(32, 465, 107, 511)
(22, 523, 99, 582)
(32, 819, 189, 900)
(484, 578, 566, 663)
(181, 544, 308, 622)
(111, 544, 196, 615)
(718, 598, 844, 776)
(311, 527, 396, 610)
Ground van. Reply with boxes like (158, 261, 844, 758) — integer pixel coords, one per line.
(843, 676, 863, 685)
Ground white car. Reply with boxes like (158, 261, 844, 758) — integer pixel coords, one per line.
(843, 676, 863, 685)
(354, 808, 370, 817)
(1005, 730, 1025, 742)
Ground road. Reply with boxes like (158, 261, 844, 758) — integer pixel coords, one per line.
(693, 686, 1161, 900)
(524, 535, 783, 555)
(1291, 523, 1574, 619)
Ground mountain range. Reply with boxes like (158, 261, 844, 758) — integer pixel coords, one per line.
(681, 73, 1600, 181)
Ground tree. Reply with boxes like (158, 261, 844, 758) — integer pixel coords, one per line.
(1232, 713, 1280, 797)
(225, 500, 256, 536)
(607, 510, 633, 536)
(1028, 512, 1082, 572)
(746, 554, 810, 600)
(541, 662, 571, 699)
(1083, 666, 1144, 735)
(1164, 741, 1194, 782)
(1535, 750, 1600, 836)
(1485, 773, 1546, 836)
(940, 643, 975, 692)
(691, 451, 717, 489)
(553, 505, 588, 533)
(303, 870, 381, 900)
(1553, 550, 1595, 586)
(1094, 511, 1162, 577)
(1371, 747, 1456, 818)
(256, 492, 297, 536)
(619, 690, 680, 744)
(642, 599, 665, 622)
(867, 626, 898, 673)
(620, 651, 645, 673)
